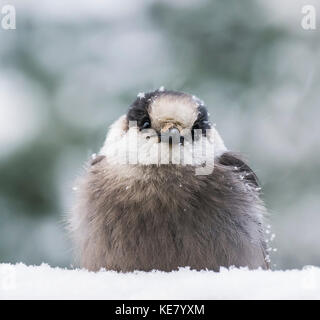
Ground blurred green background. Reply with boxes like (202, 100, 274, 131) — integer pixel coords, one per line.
(0, 0, 319, 269)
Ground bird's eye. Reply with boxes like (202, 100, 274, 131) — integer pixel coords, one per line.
(142, 121, 150, 129)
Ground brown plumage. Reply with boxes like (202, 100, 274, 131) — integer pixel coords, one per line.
(70, 89, 269, 272)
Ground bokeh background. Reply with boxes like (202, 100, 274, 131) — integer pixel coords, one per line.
(0, 0, 319, 269)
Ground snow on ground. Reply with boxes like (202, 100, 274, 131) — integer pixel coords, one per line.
(0, 263, 320, 300)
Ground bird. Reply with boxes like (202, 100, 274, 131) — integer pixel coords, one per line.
(70, 89, 269, 272)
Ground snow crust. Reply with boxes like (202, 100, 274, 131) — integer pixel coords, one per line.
(1, 264, 320, 300)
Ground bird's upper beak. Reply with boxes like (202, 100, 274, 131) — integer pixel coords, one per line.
(160, 122, 183, 145)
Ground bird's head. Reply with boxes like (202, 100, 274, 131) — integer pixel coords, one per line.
(100, 89, 227, 170)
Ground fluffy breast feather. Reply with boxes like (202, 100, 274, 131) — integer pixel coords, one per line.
(70, 152, 268, 272)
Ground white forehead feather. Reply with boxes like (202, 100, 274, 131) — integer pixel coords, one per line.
(149, 94, 198, 130)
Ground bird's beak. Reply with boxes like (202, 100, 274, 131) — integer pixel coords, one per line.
(160, 123, 182, 145)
